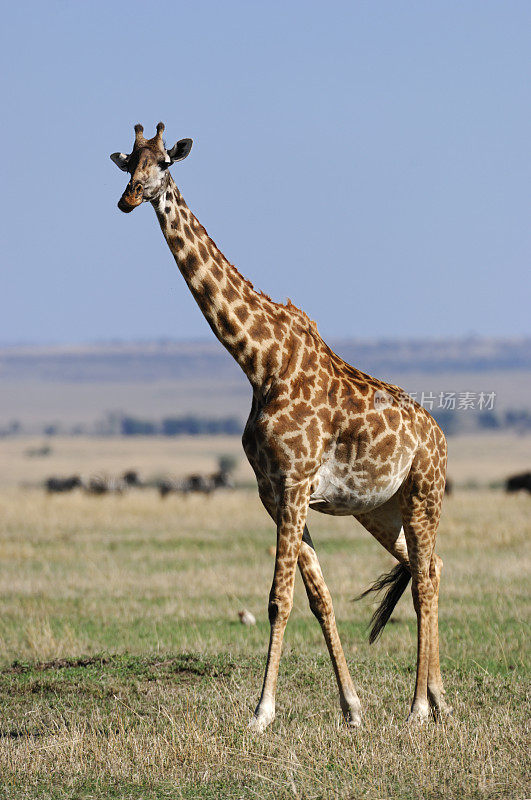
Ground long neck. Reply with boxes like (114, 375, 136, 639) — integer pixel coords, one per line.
(152, 176, 292, 388)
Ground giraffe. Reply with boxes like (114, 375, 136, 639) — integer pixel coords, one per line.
(110, 123, 451, 730)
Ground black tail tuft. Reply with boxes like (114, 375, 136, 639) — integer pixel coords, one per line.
(355, 563, 411, 644)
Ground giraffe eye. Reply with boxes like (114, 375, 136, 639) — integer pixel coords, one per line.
(159, 161, 170, 171)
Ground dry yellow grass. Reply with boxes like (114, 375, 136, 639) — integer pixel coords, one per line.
(0, 484, 528, 798)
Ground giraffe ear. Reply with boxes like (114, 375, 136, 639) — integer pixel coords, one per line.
(110, 152, 130, 172)
(167, 138, 193, 164)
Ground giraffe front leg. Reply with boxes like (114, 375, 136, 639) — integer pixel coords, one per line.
(298, 530, 362, 727)
(248, 481, 310, 734)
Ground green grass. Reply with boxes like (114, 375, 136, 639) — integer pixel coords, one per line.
(0, 488, 529, 799)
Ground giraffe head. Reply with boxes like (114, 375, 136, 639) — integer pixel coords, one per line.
(110, 122, 192, 213)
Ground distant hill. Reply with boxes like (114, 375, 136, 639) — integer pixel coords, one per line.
(0, 336, 529, 383)
(0, 337, 529, 431)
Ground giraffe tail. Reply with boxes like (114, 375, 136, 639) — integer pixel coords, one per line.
(355, 563, 411, 644)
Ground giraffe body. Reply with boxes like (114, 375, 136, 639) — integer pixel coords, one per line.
(111, 124, 450, 731)
(244, 370, 420, 516)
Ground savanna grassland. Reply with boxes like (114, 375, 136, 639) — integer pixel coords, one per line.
(0, 456, 529, 799)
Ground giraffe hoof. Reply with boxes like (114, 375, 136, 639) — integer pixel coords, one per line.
(432, 700, 453, 720)
(407, 702, 430, 725)
(248, 707, 275, 734)
(428, 689, 453, 720)
(342, 705, 362, 727)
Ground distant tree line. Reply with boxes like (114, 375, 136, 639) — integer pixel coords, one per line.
(118, 414, 243, 437)
(432, 408, 531, 436)
(2, 408, 531, 438)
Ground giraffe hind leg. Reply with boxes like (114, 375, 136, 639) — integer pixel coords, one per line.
(356, 491, 449, 722)
(399, 459, 446, 724)
(427, 553, 452, 717)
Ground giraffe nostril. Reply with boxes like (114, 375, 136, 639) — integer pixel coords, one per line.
(118, 181, 144, 213)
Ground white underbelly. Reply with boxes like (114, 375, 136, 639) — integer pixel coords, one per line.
(309, 460, 411, 515)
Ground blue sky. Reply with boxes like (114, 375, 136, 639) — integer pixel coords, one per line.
(1, 0, 529, 344)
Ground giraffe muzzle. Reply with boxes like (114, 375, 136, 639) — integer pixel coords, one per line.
(118, 182, 144, 213)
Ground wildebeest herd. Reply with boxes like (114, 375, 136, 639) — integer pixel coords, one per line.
(157, 469, 233, 497)
(44, 468, 234, 497)
(45, 470, 530, 496)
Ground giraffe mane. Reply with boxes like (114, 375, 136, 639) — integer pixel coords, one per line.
(218, 253, 319, 336)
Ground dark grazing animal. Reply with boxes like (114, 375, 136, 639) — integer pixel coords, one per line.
(158, 470, 235, 498)
(158, 474, 213, 497)
(45, 475, 83, 493)
(85, 475, 126, 495)
(122, 470, 142, 487)
(157, 478, 180, 498)
(186, 474, 214, 494)
(505, 471, 531, 494)
(211, 469, 235, 490)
